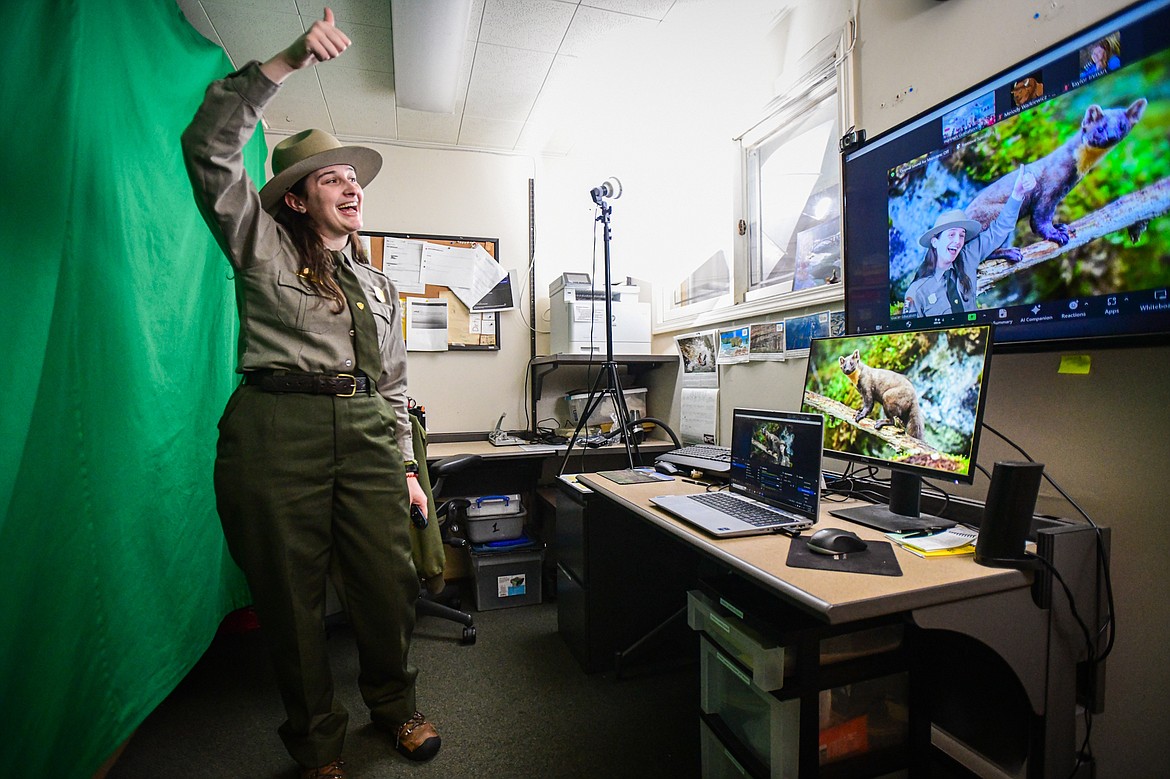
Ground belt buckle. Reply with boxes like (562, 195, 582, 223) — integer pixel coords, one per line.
(335, 373, 358, 397)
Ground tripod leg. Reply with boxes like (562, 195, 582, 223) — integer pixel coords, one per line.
(558, 367, 615, 474)
(603, 362, 642, 468)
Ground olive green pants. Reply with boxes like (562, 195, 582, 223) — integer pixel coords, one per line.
(214, 385, 419, 768)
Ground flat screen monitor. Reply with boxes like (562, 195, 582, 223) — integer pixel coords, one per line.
(801, 325, 993, 532)
(840, 0, 1170, 351)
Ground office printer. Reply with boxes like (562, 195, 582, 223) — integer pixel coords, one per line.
(549, 272, 651, 355)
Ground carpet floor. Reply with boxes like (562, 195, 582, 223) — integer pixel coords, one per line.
(107, 594, 700, 779)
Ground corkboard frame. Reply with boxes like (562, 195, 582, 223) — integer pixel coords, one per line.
(361, 231, 501, 351)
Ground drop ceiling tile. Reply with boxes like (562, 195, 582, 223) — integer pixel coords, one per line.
(479, 0, 575, 53)
(515, 119, 577, 156)
(318, 67, 397, 139)
(537, 52, 588, 101)
(177, 0, 220, 46)
(467, 0, 489, 40)
(331, 20, 394, 73)
(582, 0, 676, 20)
(210, 0, 298, 13)
(202, 3, 305, 69)
(524, 54, 586, 132)
(464, 43, 554, 121)
(263, 76, 333, 135)
(398, 108, 463, 145)
(323, 0, 393, 29)
(559, 4, 660, 57)
(458, 116, 525, 149)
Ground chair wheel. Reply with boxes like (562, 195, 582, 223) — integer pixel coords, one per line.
(462, 626, 477, 645)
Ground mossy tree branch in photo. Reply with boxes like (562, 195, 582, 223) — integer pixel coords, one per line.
(977, 177, 1170, 294)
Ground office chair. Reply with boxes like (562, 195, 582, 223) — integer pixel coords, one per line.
(413, 429, 482, 645)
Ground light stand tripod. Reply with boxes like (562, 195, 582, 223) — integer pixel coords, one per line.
(558, 179, 642, 474)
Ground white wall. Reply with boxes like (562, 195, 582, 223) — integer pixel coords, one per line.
(853, 0, 1137, 137)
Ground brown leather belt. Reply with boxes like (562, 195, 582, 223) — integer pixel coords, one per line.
(243, 370, 372, 397)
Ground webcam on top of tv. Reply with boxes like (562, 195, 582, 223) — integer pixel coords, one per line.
(839, 127, 866, 153)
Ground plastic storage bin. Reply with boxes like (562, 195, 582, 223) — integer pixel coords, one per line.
(465, 494, 522, 518)
(464, 494, 525, 543)
(470, 546, 545, 610)
(466, 509, 526, 544)
(818, 673, 908, 765)
(567, 387, 647, 428)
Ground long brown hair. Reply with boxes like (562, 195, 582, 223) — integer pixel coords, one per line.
(273, 177, 371, 313)
(912, 246, 973, 302)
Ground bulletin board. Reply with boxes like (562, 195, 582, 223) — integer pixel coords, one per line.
(360, 231, 501, 351)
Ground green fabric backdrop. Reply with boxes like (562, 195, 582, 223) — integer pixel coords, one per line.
(0, 2, 264, 774)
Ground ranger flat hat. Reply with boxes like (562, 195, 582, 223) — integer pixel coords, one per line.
(258, 128, 382, 214)
(919, 209, 983, 247)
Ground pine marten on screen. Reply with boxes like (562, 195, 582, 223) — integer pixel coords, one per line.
(965, 99, 1147, 261)
(839, 350, 924, 440)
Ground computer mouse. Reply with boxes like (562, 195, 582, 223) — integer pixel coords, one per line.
(807, 527, 868, 555)
(654, 460, 680, 476)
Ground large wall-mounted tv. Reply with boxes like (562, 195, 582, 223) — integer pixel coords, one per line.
(841, 0, 1170, 351)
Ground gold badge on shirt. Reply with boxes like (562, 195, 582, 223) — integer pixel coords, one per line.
(374, 287, 387, 303)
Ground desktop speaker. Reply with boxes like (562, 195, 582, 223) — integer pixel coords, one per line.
(975, 461, 1044, 569)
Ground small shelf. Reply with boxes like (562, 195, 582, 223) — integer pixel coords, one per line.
(530, 353, 678, 402)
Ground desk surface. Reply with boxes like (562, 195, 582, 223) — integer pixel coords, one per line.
(577, 474, 1031, 625)
(426, 438, 675, 461)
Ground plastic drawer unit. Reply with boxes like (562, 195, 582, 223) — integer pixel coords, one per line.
(689, 584, 909, 777)
(688, 588, 788, 692)
(700, 634, 800, 778)
(699, 718, 752, 779)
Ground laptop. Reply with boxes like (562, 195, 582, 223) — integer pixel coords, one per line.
(650, 409, 824, 538)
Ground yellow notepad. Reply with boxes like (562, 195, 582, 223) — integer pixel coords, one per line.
(902, 543, 976, 559)
(886, 526, 978, 557)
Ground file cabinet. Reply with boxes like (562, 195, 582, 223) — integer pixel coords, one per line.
(555, 475, 701, 673)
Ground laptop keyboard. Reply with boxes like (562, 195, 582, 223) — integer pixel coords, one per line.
(690, 491, 803, 527)
(656, 444, 732, 474)
(670, 444, 731, 462)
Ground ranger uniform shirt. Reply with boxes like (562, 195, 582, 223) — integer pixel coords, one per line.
(902, 192, 1026, 321)
(181, 61, 414, 460)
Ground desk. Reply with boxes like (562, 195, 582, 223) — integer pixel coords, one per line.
(575, 474, 1105, 778)
(424, 437, 675, 496)
(425, 437, 676, 461)
(421, 438, 675, 579)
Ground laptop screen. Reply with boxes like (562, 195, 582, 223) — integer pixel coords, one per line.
(728, 409, 824, 518)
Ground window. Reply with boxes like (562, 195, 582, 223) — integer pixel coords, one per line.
(744, 74, 841, 298)
(654, 29, 848, 333)
(658, 250, 733, 327)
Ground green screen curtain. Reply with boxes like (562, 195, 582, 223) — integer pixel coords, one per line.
(0, 2, 265, 774)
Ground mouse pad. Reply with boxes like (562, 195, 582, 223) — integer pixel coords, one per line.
(786, 539, 903, 576)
